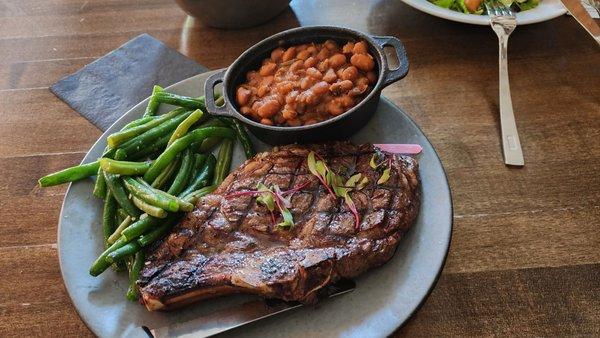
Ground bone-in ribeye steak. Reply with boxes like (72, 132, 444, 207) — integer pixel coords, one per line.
(138, 142, 420, 311)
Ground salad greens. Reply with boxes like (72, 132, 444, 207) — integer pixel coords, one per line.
(430, 0, 540, 14)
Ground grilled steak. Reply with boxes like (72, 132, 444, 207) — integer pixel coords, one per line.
(138, 142, 420, 311)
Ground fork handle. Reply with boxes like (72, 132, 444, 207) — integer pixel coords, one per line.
(497, 35, 524, 166)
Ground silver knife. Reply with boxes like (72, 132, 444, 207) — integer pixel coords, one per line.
(143, 279, 356, 338)
(561, 0, 600, 45)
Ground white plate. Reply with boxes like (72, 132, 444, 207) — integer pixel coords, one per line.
(402, 0, 567, 25)
(58, 70, 453, 337)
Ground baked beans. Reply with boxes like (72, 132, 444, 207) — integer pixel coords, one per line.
(235, 40, 377, 127)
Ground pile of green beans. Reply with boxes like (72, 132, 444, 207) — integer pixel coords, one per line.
(38, 88, 256, 301)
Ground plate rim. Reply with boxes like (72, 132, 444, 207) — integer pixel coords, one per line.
(400, 0, 567, 25)
(378, 96, 454, 333)
(57, 70, 454, 337)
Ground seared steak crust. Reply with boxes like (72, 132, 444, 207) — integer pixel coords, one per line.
(138, 142, 420, 310)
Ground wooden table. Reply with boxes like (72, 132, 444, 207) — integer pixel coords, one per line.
(1, 0, 599, 336)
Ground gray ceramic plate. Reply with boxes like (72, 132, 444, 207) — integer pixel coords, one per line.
(58, 70, 452, 338)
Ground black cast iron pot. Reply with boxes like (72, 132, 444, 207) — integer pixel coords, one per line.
(204, 26, 409, 145)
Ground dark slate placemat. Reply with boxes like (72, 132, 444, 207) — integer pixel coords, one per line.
(50, 33, 207, 131)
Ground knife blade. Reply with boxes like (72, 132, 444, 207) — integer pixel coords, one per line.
(143, 279, 356, 338)
(561, 0, 600, 45)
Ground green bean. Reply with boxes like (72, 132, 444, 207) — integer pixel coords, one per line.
(143, 85, 163, 117)
(137, 223, 173, 247)
(107, 216, 132, 244)
(181, 185, 217, 204)
(115, 149, 128, 161)
(151, 154, 180, 189)
(217, 117, 255, 159)
(117, 110, 191, 156)
(100, 117, 158, 157)
(128, 132, 172, 160)
(113, 145, 126, 160)
(166, 149, 192, 195)
(179, 154, 216, 198)
(103, 171, 141, 218)
(134, 177, 192, 211)
(154, 92, 205, 110)
(126, 251, 145, 301)
(123, 116, 157, 130)
(89, 236, 130, 276)
(213, 139, 233, 186)
(193, 153, 208, 171)
(102, 190, 118, 247)
(106, 242, 142, 263)
(100, 117, 158, 158)
(121, 215, 162, 241)
(229, 118, 255, 159)
(117, 208, 129, 222)
(93, 167, 107, 199)
(38, 160, 99, 187)
(123, 177, 180, 212)
(116, 209, 125, 225)
(112, 260, 127, 272)
(193, 118, 227, 152)
(201, 118, 227, 128)
(198, 137, 222, 153)
(108, 107, 185, 148)
(141, 177, 194, 211)
(176, 199, 193, 212)
(144, 127, 235, 183)
(130, 177, 194, 211)
(168, 109, 205, 146)
(215, 96, 225, 106)
(103, 164, 126, 254)
(137, 215, 180, 247)
(99, 158, 152, 175)
(132, 196, 167, 218)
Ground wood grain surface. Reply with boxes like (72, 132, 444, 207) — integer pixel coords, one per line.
(0, 0, 598, 336)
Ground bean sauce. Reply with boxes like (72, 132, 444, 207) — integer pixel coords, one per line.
(236, 40, 377, 127)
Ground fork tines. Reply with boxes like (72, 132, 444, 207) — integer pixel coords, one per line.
(485, 0, 516, 17)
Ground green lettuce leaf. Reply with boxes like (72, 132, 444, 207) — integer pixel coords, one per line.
(432, 0, 454, 8)
(453, 0, 470, 13)
(517, 0, 539, 11)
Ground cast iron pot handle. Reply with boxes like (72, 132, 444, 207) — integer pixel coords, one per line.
(204, 69, 236, 117)
(371, 35, 409, 87)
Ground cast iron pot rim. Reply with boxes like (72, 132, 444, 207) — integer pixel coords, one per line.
(218, 25, 398, 132)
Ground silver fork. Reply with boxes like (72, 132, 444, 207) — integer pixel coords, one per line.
(587, 0, 600, 16)
(485, 0, 524, 166)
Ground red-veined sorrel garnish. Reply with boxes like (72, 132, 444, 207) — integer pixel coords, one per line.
(224, 182, 307, 200)
(271, 185, 294, 229)
(307, 151, 336, 200)
(370, 152, 392, 185)
(307, 151, 369, 230)
(225, 182, 303, 229)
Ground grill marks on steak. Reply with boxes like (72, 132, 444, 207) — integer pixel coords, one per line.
(138, 142, 420, 310)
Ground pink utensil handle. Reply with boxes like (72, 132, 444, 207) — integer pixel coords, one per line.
(374, 144, 423, 155)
